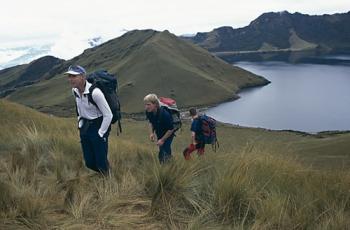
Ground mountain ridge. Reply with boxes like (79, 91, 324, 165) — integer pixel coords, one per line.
(0, 56, 64, 97)
(0, 29, 268, 115)
(186, 11, 350, 53)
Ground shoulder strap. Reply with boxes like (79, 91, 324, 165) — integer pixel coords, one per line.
(73, 91, 79, 117)
(117, 120, 122, 135)
(74, 103, 79, 117)
(198, 115, 204, 126)
(158, 106, 167, 126)
(212, 137, 219, 152)
(87, 85, 98, 107)
(73, 91, 79, 98)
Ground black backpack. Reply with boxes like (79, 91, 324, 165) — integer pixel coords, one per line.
(86, 70, 122, 134)
(199, 115, 219, 151)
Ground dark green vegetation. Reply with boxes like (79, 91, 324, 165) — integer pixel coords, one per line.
(0, 56, 64, 97)
(186, 11, 350, 54)
(1, 100, 350, 229)
(0, 30, 268, 116)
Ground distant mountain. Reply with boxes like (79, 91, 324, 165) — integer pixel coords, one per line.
(186, 11, 350, 53)
(0, 56, 64, 97)
(0, 29, 268, 116)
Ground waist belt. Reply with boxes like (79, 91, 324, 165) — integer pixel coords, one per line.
(80, 116, 103, 134)
(83, 116, 103, 124)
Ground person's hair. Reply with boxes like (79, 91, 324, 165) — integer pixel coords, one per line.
(144, 94, 160, 106)
(189, 108, 197, 116)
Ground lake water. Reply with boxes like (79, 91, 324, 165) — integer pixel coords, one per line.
(206, 53, 350, 133)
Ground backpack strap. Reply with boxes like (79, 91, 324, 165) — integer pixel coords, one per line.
(198, 115, 205, 140)
(73, 91, 80, 117)
(158, 106, 165, 123)
(158, 107, 176, 136)
(87, 84, 98, 107)
(212, 138, 219, 152)
(73, 90, 85, 129)
(117, 120, 122, 135)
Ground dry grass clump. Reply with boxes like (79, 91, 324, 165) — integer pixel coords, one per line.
(1, 100, 350, 229)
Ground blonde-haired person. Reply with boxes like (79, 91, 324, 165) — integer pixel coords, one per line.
(144, 94, 175, 163)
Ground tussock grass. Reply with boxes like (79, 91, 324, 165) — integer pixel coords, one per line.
(1, 100, 350, 229)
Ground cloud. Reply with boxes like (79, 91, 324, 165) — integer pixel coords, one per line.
(1, 0, 349, 61)
(2, 0, 349, 40)
(48, 33, 90, 60)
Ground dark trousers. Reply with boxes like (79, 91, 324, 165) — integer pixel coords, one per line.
(183, 142, 205, 160)
(158, 136, 174, 164)
(80, 118, 110, 175)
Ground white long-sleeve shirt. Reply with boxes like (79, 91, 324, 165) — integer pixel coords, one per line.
(72, 81, 113, 137)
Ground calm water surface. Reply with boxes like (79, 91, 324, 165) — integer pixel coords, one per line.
(206, 57, 350, 133)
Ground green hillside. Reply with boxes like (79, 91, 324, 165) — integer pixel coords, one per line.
(0, 56, 64, 97)
(2, 99, 350, 168)
(2, 30, 268, 115)
(1, 100, 350, 229)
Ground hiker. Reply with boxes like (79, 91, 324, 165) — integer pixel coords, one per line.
(144, 94, 175, 164)
(65, 65, 112, 175)
(183, 108, 205, 160)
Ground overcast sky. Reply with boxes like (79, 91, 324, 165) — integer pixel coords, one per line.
(1, 0, 349, 59)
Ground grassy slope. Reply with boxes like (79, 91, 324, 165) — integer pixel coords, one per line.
(288, 29, 318, 50)
(121, 120, 350, 170)
(1, 100, 350, 229)
(6, 30, 268, 114)
(5, 74, 75, 116)
(0, 56, 64, 93)
(0, 65, 27, 86)
(2, 98, 350, 168)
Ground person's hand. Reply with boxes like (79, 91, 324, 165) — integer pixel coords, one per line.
(98, 131, 107, 142)
(157, 139, 165, 146)
(150, 133, 156, 142)
(78, 119, 84, 129)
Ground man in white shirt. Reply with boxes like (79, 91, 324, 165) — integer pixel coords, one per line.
(65, 65, 113, 175)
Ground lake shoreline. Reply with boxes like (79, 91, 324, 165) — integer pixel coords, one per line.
(205, 58, 350, 134)
(214, 120, 350, 137)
